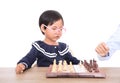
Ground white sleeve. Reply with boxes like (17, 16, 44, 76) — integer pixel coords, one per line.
(98, 24, 120, 60)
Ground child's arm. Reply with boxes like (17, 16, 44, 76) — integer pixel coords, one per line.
(63, 51, 80, 65)
(16, 45, 39, 73)
(59, 42, 80, 64)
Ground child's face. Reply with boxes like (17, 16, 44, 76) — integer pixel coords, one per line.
(44, 19, 64, 42)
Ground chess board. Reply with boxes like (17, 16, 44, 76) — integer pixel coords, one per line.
(46, 59, 106, 78)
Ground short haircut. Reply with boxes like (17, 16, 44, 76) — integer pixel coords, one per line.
(39, 10, 64, 34)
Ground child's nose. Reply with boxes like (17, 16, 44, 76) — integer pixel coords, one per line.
(57, 28, 62, 32)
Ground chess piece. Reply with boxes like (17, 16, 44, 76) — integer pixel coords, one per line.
(83, 60, 92, 72)
(90, 59, 93, 69)
(63, 60, 68, 71)
(57, 60, 63, 72)
(51, 59, 57, 72)
(93, 59, 99, 72)
(69, 61, 75, 72)
(81, 60, 83, 64)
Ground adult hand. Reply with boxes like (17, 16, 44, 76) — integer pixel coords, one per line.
(95, 42, 109, 57)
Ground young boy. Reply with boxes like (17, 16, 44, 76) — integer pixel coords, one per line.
(15, 10, 80, 74)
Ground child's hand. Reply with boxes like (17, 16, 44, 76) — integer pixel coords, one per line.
(15, 63, 25, 74)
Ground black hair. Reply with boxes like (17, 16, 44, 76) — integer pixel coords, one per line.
(39, 10, 64, 34)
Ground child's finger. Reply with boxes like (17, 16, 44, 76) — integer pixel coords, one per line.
(19, 63, 25, 70)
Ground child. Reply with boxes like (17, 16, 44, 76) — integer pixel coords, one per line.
(15, 10, 80, 74)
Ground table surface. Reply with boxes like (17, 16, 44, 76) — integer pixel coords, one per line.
(0, 67, 120, 83)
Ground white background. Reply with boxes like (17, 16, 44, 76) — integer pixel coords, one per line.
(0, 0, 120, 67)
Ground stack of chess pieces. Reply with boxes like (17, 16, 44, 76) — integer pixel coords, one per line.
(51, 59, 75, 73)
(51, 59, 99, 73)
(81, 59, 99, 73)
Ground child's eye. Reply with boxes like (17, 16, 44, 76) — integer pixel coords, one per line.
(51, 26, 58, 30)
(59, 28, 63, 31)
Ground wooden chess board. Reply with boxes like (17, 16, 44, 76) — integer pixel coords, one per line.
(46, 59, 106, 78)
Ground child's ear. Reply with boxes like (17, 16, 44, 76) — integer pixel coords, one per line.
(40, 24, 46, 33)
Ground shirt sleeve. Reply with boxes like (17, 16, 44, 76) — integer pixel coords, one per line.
(59, 43, 80, 64)
(66, 52, 80, 64)
(98, 24, 120, 60)
(63, 45, 80, 64)
(17, 45, 38, 69)
(97, 53, 111, 60)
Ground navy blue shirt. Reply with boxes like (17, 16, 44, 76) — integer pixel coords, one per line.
(17, 41, 80, 69)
